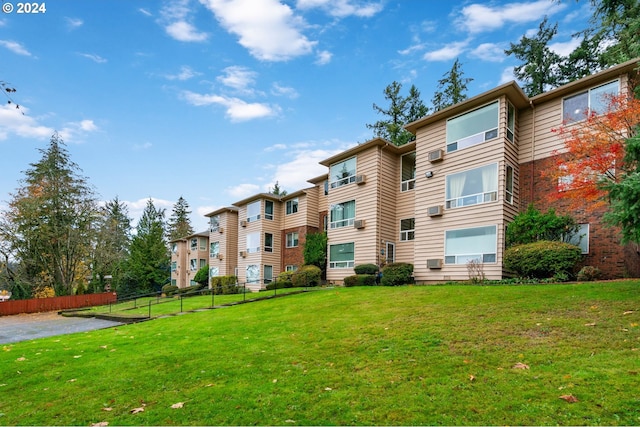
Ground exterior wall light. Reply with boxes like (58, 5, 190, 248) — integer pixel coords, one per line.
(425, 171, 434, 178)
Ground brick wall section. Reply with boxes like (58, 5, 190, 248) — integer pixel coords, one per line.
(519, 155, 639, 278)
(281, 225, 319, 270)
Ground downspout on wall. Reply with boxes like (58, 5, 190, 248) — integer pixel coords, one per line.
(529, 99, 536, 207)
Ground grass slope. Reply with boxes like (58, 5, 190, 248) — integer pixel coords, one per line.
(1, 282, 639, 426)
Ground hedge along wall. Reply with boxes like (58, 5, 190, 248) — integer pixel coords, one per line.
(0, 292, 117, 316)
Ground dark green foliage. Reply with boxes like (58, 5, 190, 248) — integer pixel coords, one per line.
(344, 274, 377, 287)
(177, 283, 205, 295)
(291, 265, 322, 287)
(431, 58, 473, 111)
(210, 275, 239, 295)
(380, 263, 414, 287)
(506, 205, 578, 248)
(303, 232, 327, 279)
(193, 264, 209, 286)
(166, 196, 194, 241)
(354, 263, 379, 275)
(275, 271, 294, 288)
(503, 240, 582, 280)
(161, 284, 179, 296)
(577, 266, 602, 282)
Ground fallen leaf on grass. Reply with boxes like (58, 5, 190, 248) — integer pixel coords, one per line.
(325, 387, 332, 391)
(623, 311, 634, 315)
(16, 357, 26, 361)
(512, 362, 529, 370)
(67, 379, 76, 383)
(130, 407, 145, 414)
(171, 402, 185, 409)
(584, 322, 596, 327)
(469, 375, 476, 382)
(91, 422, 109, 426)
(559, 394, 579, 403)
(101, 407, 113, 412)
(73, 355, 82, 359)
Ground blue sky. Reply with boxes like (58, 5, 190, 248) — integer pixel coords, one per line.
(0, 0, 593, 231)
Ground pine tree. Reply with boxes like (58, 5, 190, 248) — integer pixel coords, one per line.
(431, 58, 473, 111)
(167, 196, 194, 240)
(367, 81, 429, 146)
(1, 133, 98, 295)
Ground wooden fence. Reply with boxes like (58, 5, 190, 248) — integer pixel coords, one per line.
(0, 292, 117, 316)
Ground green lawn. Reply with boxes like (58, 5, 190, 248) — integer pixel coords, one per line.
(1, 281, 639, 426)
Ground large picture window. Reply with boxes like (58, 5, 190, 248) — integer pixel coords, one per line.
(286, 198, 298, 215)
(446, 163, 498, 209)
(246, 232, 260, 253)
(210, 241, 219, 257)
(209, 266, 219, 278)
(330, 200, 355, 229)
(209, 215, 220, 232)
(329, 157, 357, 189)
(566, 223, 589, 254)
(246, 264, 259, 284)
(445, 225, 497, 265)
(329, 242, 355, 268)
(446, 101, 498, 152)
(563, 80, 619, 123)
(401, 152, 416, 191)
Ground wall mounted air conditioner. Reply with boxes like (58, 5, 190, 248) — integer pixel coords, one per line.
(428, 205, 443, 217)
(428, 149, 444, 163)
(218, 227, 224, 233)
(239, 251, 246, 258)
(240, 220, 247, 227)
(356, 174, 366, 185)
(427, 259, 442, 269)
(217, 254, 223, 260)
(354, 219, 365, 229)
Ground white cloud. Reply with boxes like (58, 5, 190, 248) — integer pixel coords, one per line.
(124, 197, 174, 229)
(455, 0, 567, 34)
(271, 83, 299, 99)
(58, 119, 99, 141)
(499, 66, 516, 85)
(133, 142, 153, 151)
(181, 90, 279, 121)
(217, 66, 258, 93)
(65, 17, 83, 30)
(199, 0, 317, 61)
(423, 40, 469, 62)
(79, 53, 107, 63)
(165, 65, 202, 81)
(296, 0, 384, 18)
(315, 50, 333, 65)
(139, 8, 153, 17)
(227, 183, 261, 200)
(0, 105, 98, 142)
(264, 143, 287, 152)
(267, 147, 342, 192)
(549, 38, 581, 57)
(0, 40, 32, 56)
(160, 0, 209, 42)
(469, 43, 507, 62)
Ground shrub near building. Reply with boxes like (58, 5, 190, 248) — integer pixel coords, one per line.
(503, 241, 582, 280)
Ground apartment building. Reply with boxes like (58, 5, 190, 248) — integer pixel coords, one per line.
(172, 58, 639, 289)
(169, 231, 210, 288)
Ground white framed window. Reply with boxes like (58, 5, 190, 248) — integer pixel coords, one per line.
(286, 198, 299, 215)
(210, 241, 219, 257)
(286, 265, 298, 272)
(265, 200, 274, 220)
(329, 156, 357, 189)
(566, 223, 590, 254)
(506, 164, 514, 204)
(171, 261, 177, 272)
(209, 215, 220, 232)
(190, 238, 198, 251)
(329, 242, 355, 269)
(446, 101, 498, 152)
(401, 152, 416, 191)
(286, 232, 299, 248)
(190, 258, 197, 271)
(386, 242, 395, 264)
(264, 233, 273, 252)
(247, 200, 261, 222)
(171, 242, 177, 253)
(264, 265, 273, 284)
(507, 102, 515, 143)
(209, 266, 219, 278)
(445, 225, 497, 265)
(400, 218, 415, 241)
(330, 200, 355, 228)
(446, 163, 498, 209)
(246, 264, 259, 284)
(246, 232, 260, 253)
(199, 238, 207, 251)
(563, 80, 619, 123)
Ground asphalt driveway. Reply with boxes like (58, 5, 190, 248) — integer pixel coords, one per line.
(0, 311, 124, 345)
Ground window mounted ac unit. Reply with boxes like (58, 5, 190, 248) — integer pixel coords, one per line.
(427, 258, 442, 269)
(217, 254, 223, 260)
(240, 220, 247, 227)
(354, 219, 365, 229)
(218, 227, 224, 233)
(239, 251, 246, 258)
(356, 174, 366, 185)
(428, 205, 443, 217)
(428, 149, 444, 162)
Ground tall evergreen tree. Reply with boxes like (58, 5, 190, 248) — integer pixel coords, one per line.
(366, 81, 429, 146)
(1, 133, 98, 295)
(90, 196, 132, 293)
(505, 17, 564, 97)
(167, 196, 194, 240)
(589, 0, 640, 65)
(123, 199, 169, 296)
(269, 181, 287, 196)
(431, 58, 474, 111)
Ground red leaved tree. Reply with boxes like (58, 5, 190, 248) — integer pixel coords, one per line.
(544, 94, 640, 211)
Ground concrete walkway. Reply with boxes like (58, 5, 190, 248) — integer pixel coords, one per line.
(0, 311, 124, 345)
